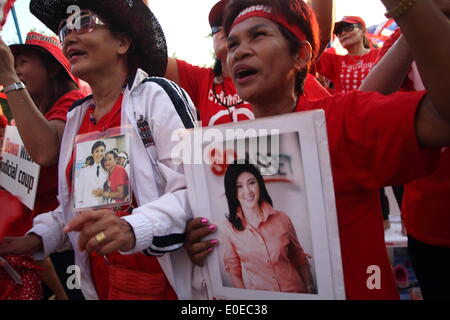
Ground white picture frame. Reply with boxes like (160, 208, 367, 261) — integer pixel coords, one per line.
(182, 110, 345, 300)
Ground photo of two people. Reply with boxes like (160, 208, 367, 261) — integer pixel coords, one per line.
(73, 133, 130, 211)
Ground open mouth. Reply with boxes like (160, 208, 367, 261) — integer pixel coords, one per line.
(234, 66, 258, 81)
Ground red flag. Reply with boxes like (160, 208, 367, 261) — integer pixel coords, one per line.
(0, 0, 16, 29)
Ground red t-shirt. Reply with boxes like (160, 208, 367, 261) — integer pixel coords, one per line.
(65, 94, 176, 300)
(176, 59, 330, 127)
(0, 90, 84, 238)
(402, 148, 450, 247)
(316, 49, 380, 93)
(295, 90, 439, 299)
(0, 114, 8, 127)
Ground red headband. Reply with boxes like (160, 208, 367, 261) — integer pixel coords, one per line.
(231, 5, 307, 42)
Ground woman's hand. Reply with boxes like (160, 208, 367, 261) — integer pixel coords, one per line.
(184, 217, 218, 267)
(0, 234, 43, 255)
(0, 37, 18, 85)
(64, 209, 136, 255)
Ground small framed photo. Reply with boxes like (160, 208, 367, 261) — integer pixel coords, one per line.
(73, 127, 132, 211)
(182, 111, 345, 300)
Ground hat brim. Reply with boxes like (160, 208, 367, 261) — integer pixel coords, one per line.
(333, 21, 351, 34)
(209, 0, 227, 28)
(29, 0, 167, 77)
(9, 43, 79, 86)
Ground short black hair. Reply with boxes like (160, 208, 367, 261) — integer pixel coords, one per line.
(91, 140, 106, 154)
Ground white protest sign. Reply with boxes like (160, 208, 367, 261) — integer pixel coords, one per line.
(0, 126, 40, 210)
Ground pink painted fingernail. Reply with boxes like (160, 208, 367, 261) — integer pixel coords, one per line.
(201, 218, 209, 224)
(209, 225, 217, 231)
(210, 240, 218, 245)
(208, 247, 214, 252)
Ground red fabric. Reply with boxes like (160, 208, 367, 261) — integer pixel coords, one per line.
(402, 146, 450, 247)
(292, 90, 439, 299)
(0, 114, 8, 127)
(176, 59, 329, 126)
(231, 5, 307, 42)
(315, 49, 380, 93)
(0, 191, 32, 238)
(107, 165, 129, 202)
(0, 254, 42, 300)
(65, 94, 176, 300)
(304, 74, 331, 100)
(177, 59, 253, 127)
(335, 16, 366, 30)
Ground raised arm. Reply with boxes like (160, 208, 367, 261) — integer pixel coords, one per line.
(380, 0, 450, 147)
(359, 34, 414, 94)
(310, 0, 334, 54)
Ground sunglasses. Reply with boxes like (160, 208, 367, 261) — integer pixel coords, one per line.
(58, 10, 107, 43)
(335, 23, 360, 36)
(211, 26, 223, 36)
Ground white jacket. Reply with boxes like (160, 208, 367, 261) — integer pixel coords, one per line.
(28, 69, 204, 300)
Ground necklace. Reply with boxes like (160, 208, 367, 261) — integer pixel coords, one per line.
(88, 81, 128, 127)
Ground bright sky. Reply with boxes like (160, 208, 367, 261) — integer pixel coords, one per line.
(2, 0, 388, 67)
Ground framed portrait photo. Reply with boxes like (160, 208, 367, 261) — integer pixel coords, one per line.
(182, 110, 345, 300)
(73, 127, 132, 211)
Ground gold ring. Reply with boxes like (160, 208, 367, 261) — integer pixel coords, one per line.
(94, 232, 106, 244)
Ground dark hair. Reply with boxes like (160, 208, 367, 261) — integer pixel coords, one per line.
(213, 58, 223, 76)
(101, 150, 117, 170)
(105, 150, 118, 159)
(224, 161, 273, 231)
(223, 0, 319, 94)
(32, 49, 78, 114)
(91, 140, 106, 155)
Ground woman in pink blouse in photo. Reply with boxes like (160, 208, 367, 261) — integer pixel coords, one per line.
(222, 161, 316, 293)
